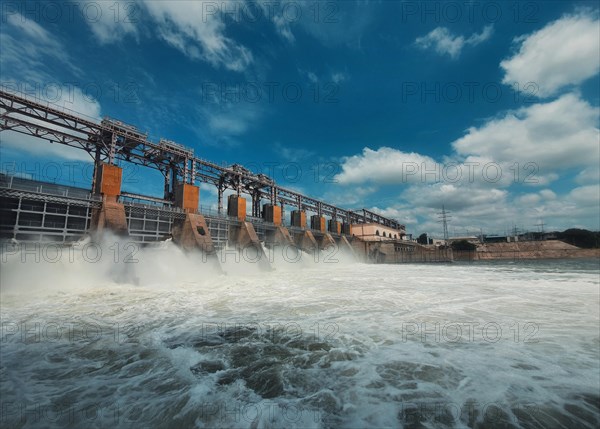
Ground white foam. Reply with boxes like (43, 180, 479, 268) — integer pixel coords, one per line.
(1, 249, 598, 428)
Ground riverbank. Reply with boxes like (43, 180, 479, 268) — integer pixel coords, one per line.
(453, 240, 600, 261)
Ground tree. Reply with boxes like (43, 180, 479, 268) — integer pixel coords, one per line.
(557, 229, 600, 248)
(451, 240, 477, 251)
(417, 233, 428, 244)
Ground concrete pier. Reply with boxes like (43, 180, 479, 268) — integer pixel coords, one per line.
(318, 233, 336, 250)
(311, 215, 326, 233)
(0, 90, 416, 266)
(91, 163, 128, 236)
(172, 212, 215, 255)
(328, 219, 342, 235)
(295, 230, 318, 254)
(228, 195, 272, 270)
(338, 235, 357, 258)
(291, 210, 307, 228)
(228, 195, 247, 221)
(2, 172, 449, 267)
(262, 204, 281, 226)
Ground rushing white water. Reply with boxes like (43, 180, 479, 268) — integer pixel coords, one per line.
(1, 241, 599, 428)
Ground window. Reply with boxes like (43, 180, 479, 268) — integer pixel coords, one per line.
(376, 230, 380, 236)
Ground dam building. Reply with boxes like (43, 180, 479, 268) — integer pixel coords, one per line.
(0, 89, 451, 266)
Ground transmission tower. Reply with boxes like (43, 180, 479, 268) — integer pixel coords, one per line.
(437, 205, 451, 242)
(535, 219, 545, 233)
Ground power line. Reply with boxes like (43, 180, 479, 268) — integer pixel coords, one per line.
(437, 205, 451, 242)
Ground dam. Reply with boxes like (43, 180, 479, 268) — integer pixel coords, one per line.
(0, 89, 451, 266)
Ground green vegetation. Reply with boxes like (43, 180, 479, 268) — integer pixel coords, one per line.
(451, 240, 477, 251)
(417, 233, 428, 245)
(556, 229, 600, 248)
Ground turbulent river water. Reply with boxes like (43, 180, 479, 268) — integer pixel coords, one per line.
(1, 241, 599, 428)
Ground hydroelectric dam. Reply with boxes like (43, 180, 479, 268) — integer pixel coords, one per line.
(0, 89, 451, 267)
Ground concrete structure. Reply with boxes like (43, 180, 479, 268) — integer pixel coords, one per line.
(1, 90, 442, 268)
(291, 210, 307, 228)
(310, 215, 326, 233)
(351, 222, 405, 241)
(91, 163, 127, 236)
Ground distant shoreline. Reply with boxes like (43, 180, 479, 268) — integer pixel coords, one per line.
(452, 240, 600, 261)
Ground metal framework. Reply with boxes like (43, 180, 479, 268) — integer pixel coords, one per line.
(0, 89, 404, 230)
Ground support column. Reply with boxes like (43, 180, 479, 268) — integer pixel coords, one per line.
(171, 212, 221, 270)
(228, 221, 272, 271)
(174, 183, 199, 214)
(290, 210, 306, 228)
(91, 163, 128, 236)
(328, 219, 342, 235)
(318, 233, 336, 250)
(163, 167, 171, 201)
(262, 203, 281, 226)
(338, 235, 357, 259)
(227, 195, 246, 221)
(252, 190, 261, 218)
(293, 230, 318, 254)
(341, 222, 352, 236)
(171, 182, 220, 269)
(310, 215, 326, 233)
(265, 226, 295, 248)
(91, 146, 102, 194)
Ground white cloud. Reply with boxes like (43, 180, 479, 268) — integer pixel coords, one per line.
(569, 184, 600, 205)
(272, 142, 315, 161)
(452, 93, 600, 172)
(393, 183, 599, 236)
(575, 168, 600, 185)
(0, 13, 81, 82)
(77, 0, 138, 44)
(402, 183, 508, 211)
(334, 147, 437, 185)
(272, 14, 295, 43)
(501, 12, 600, 97)
(142, 1, 253, 71)
(415, 25, 493, 59)
(539, 189, 557, 200)
(332, 93, 600, 232)
(256, 0, 372, 48)
(79, 0, 253, 72)
(331, 72, 348, 84)
(194, 93, 264, 147)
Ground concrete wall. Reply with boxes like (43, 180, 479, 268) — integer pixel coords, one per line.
(351, 223, 403, 241)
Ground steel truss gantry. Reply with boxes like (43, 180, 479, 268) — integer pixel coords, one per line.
(0, 89, 404, 230)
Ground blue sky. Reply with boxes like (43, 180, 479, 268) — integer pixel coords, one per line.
(1, 0, 599, 236)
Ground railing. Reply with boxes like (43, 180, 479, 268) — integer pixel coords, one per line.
(0, 174, 101, 202)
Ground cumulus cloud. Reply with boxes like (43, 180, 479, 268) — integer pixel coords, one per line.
(334, 147, 437, 185)
(501, 12, 600, 97)
(332, 93, 600, 232)
(379, 182, 599, 236)
(415, 25, 493, 59)
(452, 93, 600, 172)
